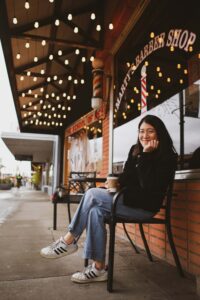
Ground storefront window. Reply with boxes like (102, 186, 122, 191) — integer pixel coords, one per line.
(113, 0, 200, 170)
(68, 122, 102, 173)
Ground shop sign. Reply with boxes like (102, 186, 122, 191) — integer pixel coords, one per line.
(115, 28, 197, 111)
(65, 104, 105, 136)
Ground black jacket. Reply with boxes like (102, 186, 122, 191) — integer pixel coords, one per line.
(118, 145, 177, 212)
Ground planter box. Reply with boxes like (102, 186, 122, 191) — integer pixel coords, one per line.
(0, 183, 12, 190)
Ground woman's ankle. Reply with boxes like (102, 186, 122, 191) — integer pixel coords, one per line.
(63, 232, 75, 245)
(94, 261, 105, 270)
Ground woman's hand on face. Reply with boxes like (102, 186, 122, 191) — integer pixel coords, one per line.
(143, 140, 159, 153)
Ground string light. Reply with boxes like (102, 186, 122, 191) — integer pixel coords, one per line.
(81, 79, 85, 84)
(81, 57, 86, 62)
(156, 66, 160, 72)
(90, 13, 96, 20)
(25, 1, 30, 9)
(16, 53, 21, 60)
(49, 0, 54, 3)
(96, 25, 101, 31)
(34, 56, 38, 62)
(144, 61, 149, 66)
(170, 46, 174, 52)
(25, 42, 30, 48)
(177, 64, 181, 69)
(67, 13, 72, 20)
(109, 23, 114, 30)
(58, 50, 62, 56)
(34, 21, 39, 28)
(74, 27, 79, 33)
(68, 75, 72, 80)
(49, 54, 54, 60)
(13, 17, 18, 24)
(40, 69, 45, 74)
(55, 19, 60, 26)
(41, 40, 46, 46)
(20, 76, 24, 81)
(167, 77, 171, 83)
(184, 69, 188, 74)
(150, 32, 155, 38)
(179, 79, 183, 84)
(75, 49, 80, 55)
(65, 59, 69, 65)
(59, 79, 63, 85)
(90, 56, 94, 61)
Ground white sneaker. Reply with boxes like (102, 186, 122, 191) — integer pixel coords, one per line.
(40, 237, 78, 259)
(71, 263, 108, 283)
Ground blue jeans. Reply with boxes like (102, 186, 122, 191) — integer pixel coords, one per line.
(68, 188, 155, 262)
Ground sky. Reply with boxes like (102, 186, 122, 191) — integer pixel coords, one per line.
(0, 41, 31, 176)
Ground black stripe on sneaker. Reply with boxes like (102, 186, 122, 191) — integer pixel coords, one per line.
(85, 273, 91, 279)
(54, 249, 60, 255)
(57, 248, 64, 254)
(91, 271, 98, 277)
(60, 247, 67, 252)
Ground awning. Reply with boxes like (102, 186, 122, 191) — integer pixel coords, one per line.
(1, 132, 57, 163)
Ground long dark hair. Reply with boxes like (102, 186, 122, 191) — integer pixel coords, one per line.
(133, 115, 177, 157)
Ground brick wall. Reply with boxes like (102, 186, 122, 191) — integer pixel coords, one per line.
(117, 179, 200, 276)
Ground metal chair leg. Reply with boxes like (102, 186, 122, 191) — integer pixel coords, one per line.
(67, 202, 71, 223)
(139, 224, 153, 262)
(123, 223, 140, 254)
(166, 222, 184, 277)
(107, 220, 116, 293)
(84, 259, 88, 267)
(53, 202, 57, 230)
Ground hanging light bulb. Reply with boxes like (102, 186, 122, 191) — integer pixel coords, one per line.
(49, 54, 54, 60)
(74, 79, 78, 84)
(90, 56, 94, 62)
(41, 40, 46, 46)
(13, 17, 18, 24)
(67, 96, 71, 100)
(55, 19, 60, 26)
(34, 56, 38, 62)
(49, 0, 54, 3)
(33, 77, 37, 81)
(90, 13, 96, 20)
(108, 23, 114, 30)
(40, 69, 45, 74)
(25, 1, 30, 9)
(20, 76, 24, 81)
(75, 49, 80, 55)
(63, 93, 66, 97)
(34, 21, 39, 28)
(150, 32, 155, 38)
(27, 71, 31, 76)
(81, 57, 86, 62)
(64, 59, 69, 65)
(81, 79, 85, 84)
(59, 79, 63, 85)
(68, 75, 72, 81)
(96, 25, 101, 31)
(25, 42, 30, 48)
(16, 53, 21, 60)
(67, 13, 72, 20)
(58, 50, 62, 56)
(74, 27, 79, 33)
(73, 95, 76, 99)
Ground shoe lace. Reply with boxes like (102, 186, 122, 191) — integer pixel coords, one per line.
(84, 264, 94, 275)
(51, 238, 63, 250)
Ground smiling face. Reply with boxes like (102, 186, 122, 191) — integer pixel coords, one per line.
(138, 121, 158, 148)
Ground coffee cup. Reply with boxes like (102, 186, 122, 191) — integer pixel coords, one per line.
(107, 175, 119, 193)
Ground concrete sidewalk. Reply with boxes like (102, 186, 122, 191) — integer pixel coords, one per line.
(0, 188, 199, 300)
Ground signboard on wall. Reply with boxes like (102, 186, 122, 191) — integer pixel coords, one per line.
(65, 104, 105, 137)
